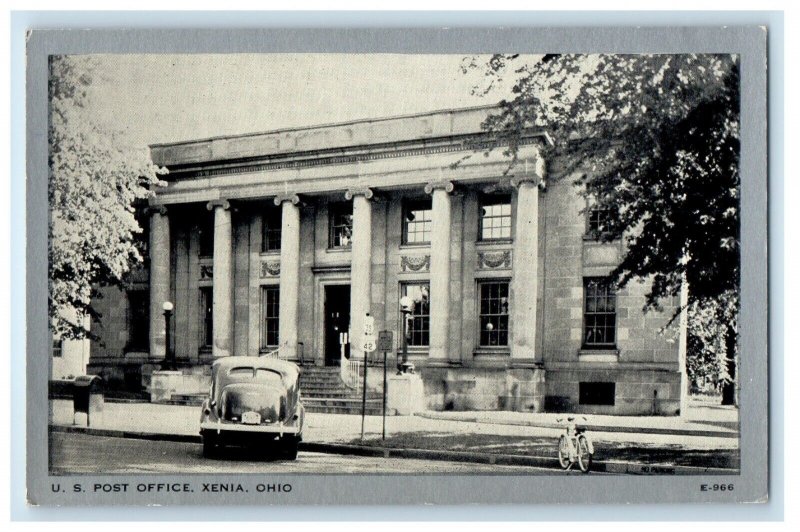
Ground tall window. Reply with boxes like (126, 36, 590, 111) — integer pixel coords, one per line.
(199, 214, 214, 257)
(586, 204, 612, 240)
(401, 283, 430, 346)
(52, 338, 63, 358)
(200, 287, 213, 349)
(478, 280, 510, 346)
(583, 277, 617, 348)
(127, 289, 149, 351)
(262, 206, 282, 252)
(402, 199, 432, 244)
(479, 194, 512, 240)
(260, 286, 280, 350)
(329, 202, 353, 248)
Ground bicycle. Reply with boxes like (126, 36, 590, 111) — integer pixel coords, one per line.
(556, 416, 594, 473)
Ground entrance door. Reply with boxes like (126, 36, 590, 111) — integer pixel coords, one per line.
(324, 285, 350, 366)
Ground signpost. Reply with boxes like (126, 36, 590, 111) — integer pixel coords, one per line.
(360, 313, 376, 440)
(377, 330, 394, 440)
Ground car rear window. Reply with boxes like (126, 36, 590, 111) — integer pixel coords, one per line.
(228, 367, 255, 377)
(254, 369, 284, 384)
(226, 367, 284, 385)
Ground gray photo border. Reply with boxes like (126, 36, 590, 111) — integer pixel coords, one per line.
(22, 22, 770, 510)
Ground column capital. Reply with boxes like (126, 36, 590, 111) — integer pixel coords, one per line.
(510, 175, 546, 190)
(424, 180, 455, 195)
(344, 187, 374, 201)
(206, 199, 231, 211)
(273, 193, 301, 206)
(145, 205, 168, 216)
(511, 150, 547, 190)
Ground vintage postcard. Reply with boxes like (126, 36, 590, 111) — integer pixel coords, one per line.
(25, 26, 768, 506)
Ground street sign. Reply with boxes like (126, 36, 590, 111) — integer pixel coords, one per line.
(377, 330, 393, 352)
(363, 314, 375, 336)
(362, 337, 376, 352)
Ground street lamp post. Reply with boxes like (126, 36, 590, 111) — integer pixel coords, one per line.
(162, 301, 175, 370)
(398, 296, 414, 374)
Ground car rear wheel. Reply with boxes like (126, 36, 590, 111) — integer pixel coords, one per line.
(202, 431, 220, 458)
(280, 436, 299, 460)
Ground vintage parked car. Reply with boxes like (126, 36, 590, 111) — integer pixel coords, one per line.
(200, 356, 305, 459)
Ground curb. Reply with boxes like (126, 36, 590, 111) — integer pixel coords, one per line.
(414, 412, 738, 439)
(49, 424, 737, 475)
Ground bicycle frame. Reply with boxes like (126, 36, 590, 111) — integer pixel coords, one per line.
(558, 417, 594, 466)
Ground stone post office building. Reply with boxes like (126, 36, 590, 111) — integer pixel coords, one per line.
(85, 105, 685, 415)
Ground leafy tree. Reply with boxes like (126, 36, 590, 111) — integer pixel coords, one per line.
(49, 55, 165, 339)
(465, 54, 740, 404)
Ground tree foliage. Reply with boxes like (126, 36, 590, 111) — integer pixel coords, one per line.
(467, 54, 740, 399)
(49, 55, 165, 339)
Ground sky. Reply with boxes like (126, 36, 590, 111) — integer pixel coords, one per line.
(76, 54, 532, 149)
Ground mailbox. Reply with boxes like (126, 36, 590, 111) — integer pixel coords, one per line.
(72, 375, 104, 426)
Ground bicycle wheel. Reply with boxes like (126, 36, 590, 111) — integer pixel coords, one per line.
(577, 434, 592, 473)
(557, 435, 570, 469)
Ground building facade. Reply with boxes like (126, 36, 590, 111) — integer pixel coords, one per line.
(87, 105, 685, 415)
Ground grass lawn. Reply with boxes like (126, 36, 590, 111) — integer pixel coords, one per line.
(347, 432, 740, 469)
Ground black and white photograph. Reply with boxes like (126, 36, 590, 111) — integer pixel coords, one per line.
(22, 25, 770, 507)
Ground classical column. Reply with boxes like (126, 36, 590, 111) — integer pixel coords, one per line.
(345, 188, 373, 361)
(148, 206, 170, 360)
(425, 180, 454, 365)
(510, 175, 543, 366)
(208, 200, 233, 358)
(274, 194, 301, 361)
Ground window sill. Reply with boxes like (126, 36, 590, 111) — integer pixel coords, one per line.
(582, 234, 620, 243)
(578, 349, 619, 362)
(474, 347, 510, 355)
(476, 239, 513, 246)
(259, 250, 281, 257)
(395, 346, 429, 354)
(399, 243, 431, 249)
(326, 246, 352, 253)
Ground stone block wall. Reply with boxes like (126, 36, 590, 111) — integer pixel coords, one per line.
(421, 366, 545, 412)
(539, 170, 682, 414)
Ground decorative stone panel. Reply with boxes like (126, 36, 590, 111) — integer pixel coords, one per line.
(477, 250, 512, 270)
(400, 255, 431, 273)
(199, 264, 213, 280)
(260, 260, 281, 277)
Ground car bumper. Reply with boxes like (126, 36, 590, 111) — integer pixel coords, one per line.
(200, 421, 301, 435)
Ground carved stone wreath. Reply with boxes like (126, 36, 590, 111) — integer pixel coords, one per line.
(261, 260, 281, 277)
(199, 265, 213, 279)
(478, 250, 512, 270)
(400, 255, 431, 272)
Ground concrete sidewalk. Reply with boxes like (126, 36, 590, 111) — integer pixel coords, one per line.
(49, 399, 738, 449)
(417, 402, 738, 439)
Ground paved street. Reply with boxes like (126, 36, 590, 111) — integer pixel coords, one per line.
(50, 432, 578, 475)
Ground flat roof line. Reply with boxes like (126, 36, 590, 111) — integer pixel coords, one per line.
(148, 103, 502, 149)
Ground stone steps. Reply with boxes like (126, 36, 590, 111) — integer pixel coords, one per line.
(298, 365, 383, 414)
(303, 397, 384, 415)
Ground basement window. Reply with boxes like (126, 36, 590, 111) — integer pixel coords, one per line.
(579, 382, 616, 406)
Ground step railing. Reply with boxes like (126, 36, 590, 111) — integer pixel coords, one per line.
(340, 349, 363, 391)
(259, 348, 281, 359)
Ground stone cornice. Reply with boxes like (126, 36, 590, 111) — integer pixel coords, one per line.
(160, 132, 547, 181)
